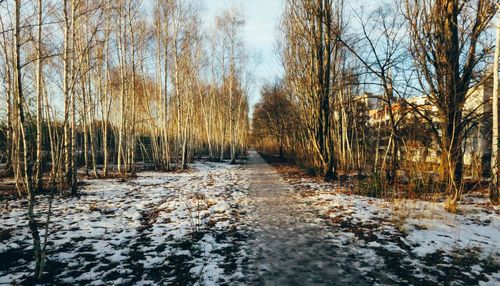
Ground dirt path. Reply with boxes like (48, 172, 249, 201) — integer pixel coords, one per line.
(245, 151, 370, 285)
(2, 152, 498, 285)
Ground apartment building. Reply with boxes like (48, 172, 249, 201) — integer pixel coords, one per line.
(356, 85, 492, 173)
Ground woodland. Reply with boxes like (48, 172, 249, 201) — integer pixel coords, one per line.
(0, 0, 500, 284)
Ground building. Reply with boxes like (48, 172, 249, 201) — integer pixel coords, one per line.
(356, 85, 492, 175)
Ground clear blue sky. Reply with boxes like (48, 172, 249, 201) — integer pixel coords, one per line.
(203, 0, 285, 110)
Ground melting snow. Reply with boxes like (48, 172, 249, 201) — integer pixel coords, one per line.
(0, 161, 252, 285)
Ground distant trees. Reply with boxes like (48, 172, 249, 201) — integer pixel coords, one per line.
(0, 0, 250, 280)
(253, 82, 297, 159)
(214, 7, 249, 164)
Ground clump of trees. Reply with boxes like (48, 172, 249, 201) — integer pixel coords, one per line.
(254, 0, 499, 211)
(278, 0, 348, 179)
(253, 81, 299, 160)
(404, 0, 497, 211)
(0, 0, 249, 280)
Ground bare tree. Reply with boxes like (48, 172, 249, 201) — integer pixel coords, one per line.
(491, 4, 500, 204)
(0, 10, 14, 178)
(404, 0, 497, 211)
(280, 0, 345, 180)
(337, 3, 409, 181)
(13, 0, 43, 278)
(34, 0, 44, 191)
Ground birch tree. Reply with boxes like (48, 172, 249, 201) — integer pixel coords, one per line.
(13, 0, 43, 278)
(35, 0, 44, 191)
(491, 4, 500, 204)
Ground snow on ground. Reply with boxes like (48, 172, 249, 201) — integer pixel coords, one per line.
(286, 175, 500, 285)
(2, 154, 500, 285)
(0, 161, 253, 285)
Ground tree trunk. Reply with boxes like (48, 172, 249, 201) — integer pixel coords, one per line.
(491, 8, 500, 204)
(69, 0, 77, 196)
(0, 16, 14, 177)
(14, 0, 43, 278)
(35, 0, 43, 191)
(442, 113, 464, 212)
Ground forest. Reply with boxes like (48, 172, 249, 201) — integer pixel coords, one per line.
(0, 0, 500, 285)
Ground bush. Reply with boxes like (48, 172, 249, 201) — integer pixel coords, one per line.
(358, 172, 388, 198)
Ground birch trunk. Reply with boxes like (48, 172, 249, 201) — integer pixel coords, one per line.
(14, 0, 43, 278)
(491, 7, 500, 204)
(35, 0, 43, 191)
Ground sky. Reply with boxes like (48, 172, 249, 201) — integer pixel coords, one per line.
(203, 0, 285, 110)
